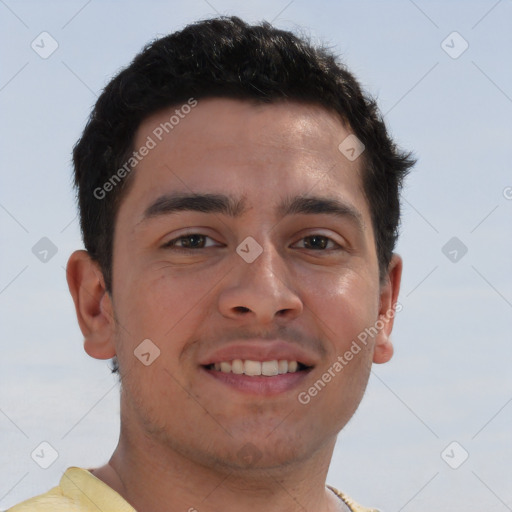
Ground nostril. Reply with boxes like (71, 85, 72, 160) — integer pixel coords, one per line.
(234, 306, 250, 313)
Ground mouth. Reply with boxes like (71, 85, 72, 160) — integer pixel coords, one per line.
(203, 359, 311, 376)
(198, 339, 318, 396)
(200, 359, 313, 396)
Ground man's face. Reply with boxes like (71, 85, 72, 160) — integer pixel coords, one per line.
(106, 98, 396, 470)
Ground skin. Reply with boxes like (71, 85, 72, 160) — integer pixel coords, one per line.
(67, 98, 402, 512)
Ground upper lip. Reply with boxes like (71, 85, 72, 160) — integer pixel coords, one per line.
(199, 340, 318, 367)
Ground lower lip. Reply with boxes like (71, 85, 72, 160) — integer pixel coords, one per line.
(201, 367, 312, 396)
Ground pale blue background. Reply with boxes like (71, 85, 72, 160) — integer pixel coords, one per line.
(1, 1, 511, 510)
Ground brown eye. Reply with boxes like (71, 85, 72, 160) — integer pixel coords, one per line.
(164, 234, 219, 250)
(296, 235, 340, 250)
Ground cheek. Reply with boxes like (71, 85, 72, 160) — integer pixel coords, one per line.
(299, 267, 379, 350)
(294, 270, 378, 430)
(114, 263, 215, 344)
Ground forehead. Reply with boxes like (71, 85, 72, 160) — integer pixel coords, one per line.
(138, 99, 353, 164)
(123, 98, 370, 225)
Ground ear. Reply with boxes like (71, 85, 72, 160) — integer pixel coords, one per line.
(66, 250, 116, 360)
(373, 254, 403, 364)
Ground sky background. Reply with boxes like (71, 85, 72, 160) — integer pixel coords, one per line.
(1, 1, 511, 511)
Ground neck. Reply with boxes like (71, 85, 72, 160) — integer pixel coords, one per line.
(92, 423, 342, 512)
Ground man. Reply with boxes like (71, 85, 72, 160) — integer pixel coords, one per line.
(9, 16, 414, 512)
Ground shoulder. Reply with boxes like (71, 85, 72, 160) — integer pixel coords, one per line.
(6, 467, 135, 512)
(6, 486, 75, 512)
(327, 485, 381, 512)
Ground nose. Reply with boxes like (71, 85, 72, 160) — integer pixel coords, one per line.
(217, 240, 303, 325)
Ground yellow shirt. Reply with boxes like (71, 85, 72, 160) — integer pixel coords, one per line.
(7, 467, 378, 512)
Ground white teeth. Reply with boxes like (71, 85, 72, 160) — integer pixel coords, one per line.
(261, 360, 279, 376)
(220, 361, 231, 373)
(244, 360, 262, 376)
(231, 359, 244, 374)
(210, 359, 302, 376)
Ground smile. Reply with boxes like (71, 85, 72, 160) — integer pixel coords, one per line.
(205, 359, 310, 376)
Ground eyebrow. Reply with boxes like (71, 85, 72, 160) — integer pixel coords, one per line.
(142, 192, 364, 230)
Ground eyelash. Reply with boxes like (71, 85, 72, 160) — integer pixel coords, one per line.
(162, 233, 342, 252)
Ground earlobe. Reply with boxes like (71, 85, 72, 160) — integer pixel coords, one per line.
(66, 250, 116, 360)
(373, 254, 403, 364)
